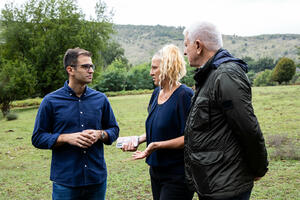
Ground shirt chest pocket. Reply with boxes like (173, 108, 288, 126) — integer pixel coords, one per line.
(190, 97, 210, 131)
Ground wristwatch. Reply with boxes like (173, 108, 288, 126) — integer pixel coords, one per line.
(100, 130, 106, 140)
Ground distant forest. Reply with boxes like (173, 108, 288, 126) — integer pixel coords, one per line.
(113, 24, 300, 65)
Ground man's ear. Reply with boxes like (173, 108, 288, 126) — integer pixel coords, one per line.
(66, 66, 74, 76)
(195, 40, 202, 55)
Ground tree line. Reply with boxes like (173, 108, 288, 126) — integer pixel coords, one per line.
(0, 0, 299, 117)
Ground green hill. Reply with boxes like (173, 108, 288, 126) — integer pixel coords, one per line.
(113, 24, 300, 65)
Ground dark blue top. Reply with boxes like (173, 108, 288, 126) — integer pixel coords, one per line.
(32, 81, 119, 187)
(145, 84, 194, 171)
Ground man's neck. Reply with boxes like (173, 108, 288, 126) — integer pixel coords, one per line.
(68, 80, 86, 97)
(197, 49, 218, 68)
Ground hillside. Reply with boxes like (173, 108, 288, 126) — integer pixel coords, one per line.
(113, 24, 300, 65)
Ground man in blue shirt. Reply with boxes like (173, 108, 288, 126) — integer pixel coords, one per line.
(32, 47, 119, 200)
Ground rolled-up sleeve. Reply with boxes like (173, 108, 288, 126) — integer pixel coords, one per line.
(101, 97, 119, 145)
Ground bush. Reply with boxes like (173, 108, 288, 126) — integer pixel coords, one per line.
(272, 57, 296, 84)
(0, 59, 37, 116)
(126, 63, 154, 90)
(289, 72, 300, 85)
(6, 113, 18, 121)
(93, 59, 128, 92)
(253, 69, 276, 86)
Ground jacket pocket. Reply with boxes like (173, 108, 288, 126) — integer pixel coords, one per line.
(189, 151, 224, 194)
(190, 97, 210, 131)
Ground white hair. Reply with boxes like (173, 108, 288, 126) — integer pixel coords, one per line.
(183, 21, 223, 51)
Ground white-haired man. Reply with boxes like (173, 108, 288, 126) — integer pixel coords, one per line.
(183, 21, 268, 200)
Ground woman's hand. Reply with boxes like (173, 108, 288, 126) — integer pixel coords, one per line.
(132, 142, 157, 160)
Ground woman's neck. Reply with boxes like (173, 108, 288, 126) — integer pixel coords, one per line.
(158, 81, 181, 104)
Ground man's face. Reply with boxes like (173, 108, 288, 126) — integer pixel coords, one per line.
(72, 55, 94, 84)
(150, 58, 161, 86)
(184, 34, 200, 68)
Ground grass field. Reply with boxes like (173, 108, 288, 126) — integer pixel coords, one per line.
(0, 85, 299, 199)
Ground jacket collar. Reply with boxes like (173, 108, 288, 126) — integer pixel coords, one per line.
(193, 48, 248, 87)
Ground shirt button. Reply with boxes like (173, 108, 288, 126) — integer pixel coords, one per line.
(70, 93, 72, 96)
(79, 100, 81, 102)
(84, 165, 87, 168)
(80, 111, 83, 114)
(81, 124, 84, 127)
(83, 151, 86, 154)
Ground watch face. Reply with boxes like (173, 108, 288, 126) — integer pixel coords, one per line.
(101, 131, 105, 139)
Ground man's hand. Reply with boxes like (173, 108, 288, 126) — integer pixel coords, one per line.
(122, 142, 138, 152)
(254, 177, 262, 181)
(62, 131, 96, 148)
(121, 136, 139, 152)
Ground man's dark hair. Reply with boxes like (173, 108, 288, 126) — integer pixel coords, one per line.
(63, 47, 92, 70)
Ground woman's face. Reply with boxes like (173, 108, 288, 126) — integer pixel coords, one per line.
(150, 58, 161, 86)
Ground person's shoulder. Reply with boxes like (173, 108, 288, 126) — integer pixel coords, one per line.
(218, 62, 244, 75)
(178, 84, 194, 97)
(87, 87, 108, 100)
(43, 87, 64, 101)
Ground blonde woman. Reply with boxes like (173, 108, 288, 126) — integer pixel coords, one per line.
(122, 44, 194, 200)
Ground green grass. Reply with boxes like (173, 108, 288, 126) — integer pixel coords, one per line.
(0, 85, 300, 199)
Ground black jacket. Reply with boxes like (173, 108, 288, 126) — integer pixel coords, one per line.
(184, 49, 268, 199)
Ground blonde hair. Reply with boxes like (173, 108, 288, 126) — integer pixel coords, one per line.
(154, 44, 186, 88)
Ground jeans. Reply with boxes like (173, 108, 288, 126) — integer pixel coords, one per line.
(52, 181, 107, 200)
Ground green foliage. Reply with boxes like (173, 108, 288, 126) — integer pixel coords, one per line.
(126, 63, 154, 90)
(101, 40, 129, 68)
(290, 72, 300, 85)
(253, 69, 276, 87)
(251, 57, 275, 73)
(0, 58, 37, 116)
(93, 59, 127, 92)
(272, 57, 296, 84)
(0, 0, 114, 96)
(181, 59, 195, 87)
(246, 70, 256, 85)
(104, 89, 153, 97)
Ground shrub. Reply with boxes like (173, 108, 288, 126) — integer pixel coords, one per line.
(6, 113, 18, 121)
(126, 63, 154, 90)
(253, 69, 276, 86)
(271, 57, 296, 84)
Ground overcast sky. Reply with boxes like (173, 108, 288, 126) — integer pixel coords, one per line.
(1, 0, 300, 36)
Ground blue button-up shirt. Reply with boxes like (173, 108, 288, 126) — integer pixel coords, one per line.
(32, 81, 119, 187)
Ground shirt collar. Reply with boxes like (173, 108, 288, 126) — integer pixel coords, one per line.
(63, 80, 90, 97)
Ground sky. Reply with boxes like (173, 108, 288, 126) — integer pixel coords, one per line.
(1, 0, 300, 36)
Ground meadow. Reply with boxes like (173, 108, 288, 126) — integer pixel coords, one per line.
(0, 85, 299, 200)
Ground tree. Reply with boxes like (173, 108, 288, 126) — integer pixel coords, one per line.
(93, 59, 127, 92)
(181, 58, 195, 87)
(253, 69, 275, 87)
(0, 58, 37, 116)
(251, 57, 275, 73)
(101, 41, 129, 68)
(271, 57, 296, 84)
(126, 63, 154, 90)
(0, 0, 114, 96)
(242, 56, 256, 71)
